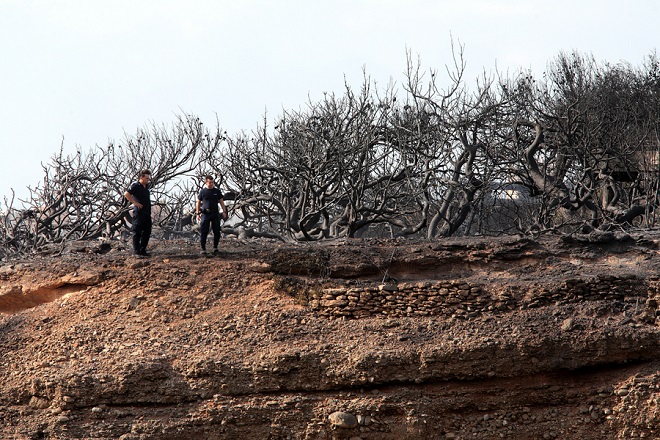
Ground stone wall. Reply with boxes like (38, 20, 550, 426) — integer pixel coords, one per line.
(309, 275, 652, 319)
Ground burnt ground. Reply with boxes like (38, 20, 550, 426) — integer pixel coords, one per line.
(1, 232, 660, 439)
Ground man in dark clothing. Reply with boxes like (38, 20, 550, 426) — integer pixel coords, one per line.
(124, 169, 152, 257)
(196, 175, 227, 255)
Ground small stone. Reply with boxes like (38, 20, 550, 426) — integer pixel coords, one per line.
(28, 396, 49, 409)
(328, 411, 358, 428)
(356, 415, 372, 426)
(561, 317, 574, 332)
(127, 260, 150, 269)
(249, 262, 272, 273)
(379, 283, 398, 292)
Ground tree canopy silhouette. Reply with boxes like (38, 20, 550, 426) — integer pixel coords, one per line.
(2, 49, 659, 259)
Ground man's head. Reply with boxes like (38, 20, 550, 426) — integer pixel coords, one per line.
(139, 170, 151, 185)
(204, 175, 215, 189)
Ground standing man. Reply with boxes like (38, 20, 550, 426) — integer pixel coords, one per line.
(124, 169, 152, 257)
(196, 175, 227, 255)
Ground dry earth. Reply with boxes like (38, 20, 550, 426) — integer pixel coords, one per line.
(1, 232, 660, 439)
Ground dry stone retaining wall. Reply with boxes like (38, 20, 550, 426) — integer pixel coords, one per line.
(309, 275, 652, 319)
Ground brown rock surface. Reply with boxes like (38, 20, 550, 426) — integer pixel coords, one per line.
(1, 233, 660, 439)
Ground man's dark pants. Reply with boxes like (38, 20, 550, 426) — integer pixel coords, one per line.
(200, 212, 221, 250)
(132, 213, 152, 253)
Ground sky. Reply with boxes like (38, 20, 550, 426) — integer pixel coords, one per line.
(1, 0, 658, 202)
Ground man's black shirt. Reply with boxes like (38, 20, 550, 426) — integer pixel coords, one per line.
(127, 181, 151, 216)
(198, 187, 224, 212)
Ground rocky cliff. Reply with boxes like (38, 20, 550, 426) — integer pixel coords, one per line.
(1, 233, 660, 439)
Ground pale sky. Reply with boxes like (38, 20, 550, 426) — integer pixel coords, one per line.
(1, 0, 658, 201)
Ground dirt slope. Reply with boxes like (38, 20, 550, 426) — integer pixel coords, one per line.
(1, 233, 660, 439)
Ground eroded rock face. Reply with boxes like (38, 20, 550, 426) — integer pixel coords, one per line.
(0, 271, 101, 313)
(1, 234, 660, 439)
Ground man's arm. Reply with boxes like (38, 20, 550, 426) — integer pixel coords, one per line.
(196, 199, 202, 219)
(220, 199, 227, 220)
(124, 191, 143, 209)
